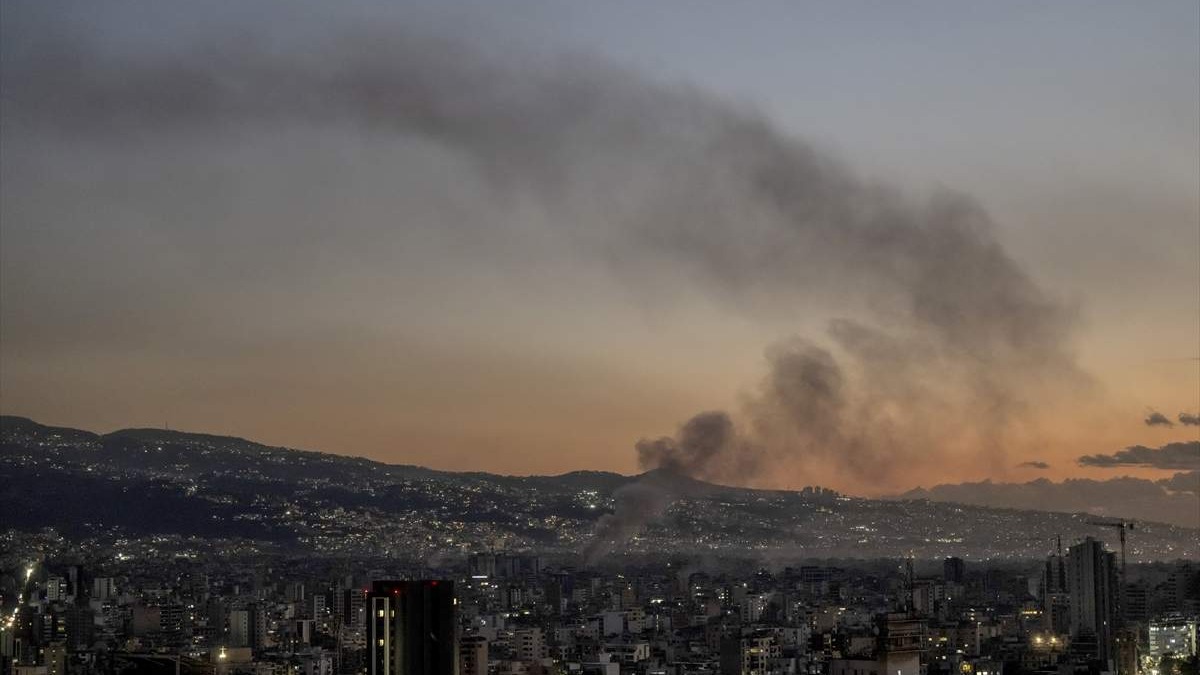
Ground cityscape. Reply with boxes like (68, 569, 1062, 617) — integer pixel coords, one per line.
(1, 418, 1197, 675)
(1, 2, 1198, 675)
(0, 522, 1197, 675)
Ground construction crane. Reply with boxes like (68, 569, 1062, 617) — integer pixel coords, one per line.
(1088, 519, 1134, 577)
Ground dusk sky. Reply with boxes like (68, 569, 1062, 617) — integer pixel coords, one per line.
(1, 1, 1197, 496)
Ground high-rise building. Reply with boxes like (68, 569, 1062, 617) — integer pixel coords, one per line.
(1067, 538, 1117, 665)
(229, 609, 251, 648)
(46, 577, 67, 603)
(459, 635, 487, 675)
(344, 588, 367, 630)
(66, 566, 87, 605)
(514, 627, 544, 662)
(1042, 553, 1071, 635)
(721, 631, 781, 675)
(1044, 554, 1067, 594)
(92, 577, 117, 601)
(44, 641, 66, 675)
(1149, 616, 1198, 659)
(943, 558, 965, 584)
(1122, 583, 1149, 623)
(64, 605, 94, 650)
(229, 605, 264, 650)
(1162, 566, 1200, 617)
(367, 580, 457, 675)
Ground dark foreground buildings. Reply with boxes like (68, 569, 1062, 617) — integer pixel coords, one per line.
(366, 580, 457, 675)
(2, 541, 1197, 675)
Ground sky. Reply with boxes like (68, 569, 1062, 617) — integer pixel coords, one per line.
(1, 1, 1197, 498)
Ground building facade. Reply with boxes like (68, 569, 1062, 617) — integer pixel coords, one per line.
(367, 580, 457, 675)
(1066, 538, 1118, 665)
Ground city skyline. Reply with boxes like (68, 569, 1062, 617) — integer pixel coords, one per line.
(1, 531, 1196, 675)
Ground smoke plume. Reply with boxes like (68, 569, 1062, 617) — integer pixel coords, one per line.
(635, 411, 764, 483)
(584, 481, 674, 564)
(1, 5, 1089, 556)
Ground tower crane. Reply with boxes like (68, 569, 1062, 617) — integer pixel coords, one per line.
(1087, 520, 1134, 577)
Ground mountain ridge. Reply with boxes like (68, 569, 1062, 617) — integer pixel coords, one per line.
(0, 415, 639, 485)
(3, 414, 1194, 524)
(2, 415, 1196, 561)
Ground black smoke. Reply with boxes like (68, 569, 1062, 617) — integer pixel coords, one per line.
(583, 482, 673, 564)
(635, 411, 762, 484)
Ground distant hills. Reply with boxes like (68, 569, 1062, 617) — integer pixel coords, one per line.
(2, 415, 1196, 562)
(902, 473, 1199, 529)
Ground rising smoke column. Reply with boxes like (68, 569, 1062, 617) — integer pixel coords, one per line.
(584, 480, 675, 564)
(1, 6, 1087, 554)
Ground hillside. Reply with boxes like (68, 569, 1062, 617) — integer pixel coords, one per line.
(2, 416, 1195, 562)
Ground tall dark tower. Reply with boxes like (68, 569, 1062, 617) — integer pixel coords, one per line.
(1042, 551, 1071, 635)
(942, 557, 965, 584)
(1067, 538, 1117, 666)
(367, 580, 457, 675)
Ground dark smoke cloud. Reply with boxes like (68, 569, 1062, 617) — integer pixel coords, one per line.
(1179, 412, 1200, 426)
(1077, 441, 1200, 470)
(582, 470, 719, 564)
(583, 482, 673, 564)
(1018, 461, 1050, 469)
(1145, 411, 1174, 427)
(635, 411, 762, 484)
(0, 4, 1089, 557)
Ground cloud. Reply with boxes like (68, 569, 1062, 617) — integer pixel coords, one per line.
(1157, 471, 1199, 495)
(903, 472, 1199, 528)
(1077, 441, 1200, 470)
(1179, 412, 1200, 427)
(1018, 461, 1050, 469)
(1145, 411, 1174, 427)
